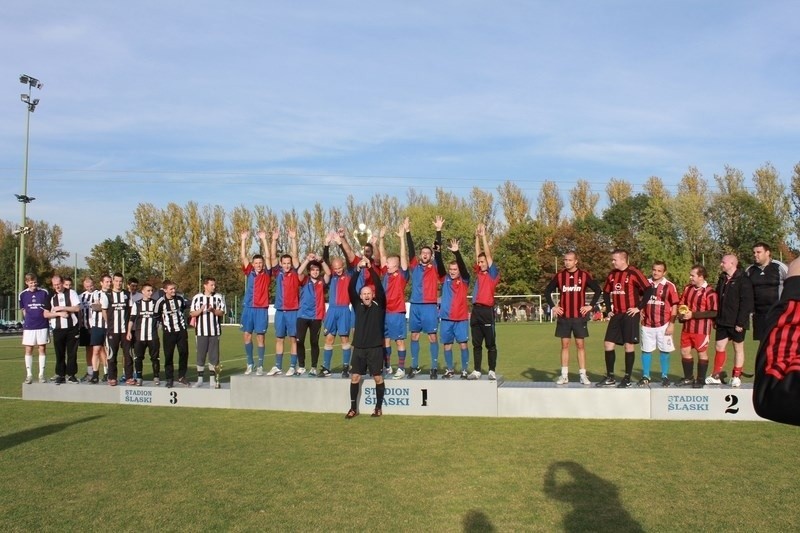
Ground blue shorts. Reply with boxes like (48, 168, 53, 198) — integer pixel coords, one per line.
(440, 320, 468, 344)
(384, 313, 407, 340)
(275, 310, 298, 338)
(324, 306, 352, 337)
(409, 304, 438, 334)
(241, 307, 268, 334)
(90, 327, 107, 347)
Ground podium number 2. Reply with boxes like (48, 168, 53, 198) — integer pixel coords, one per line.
(724, 394, 738, 414)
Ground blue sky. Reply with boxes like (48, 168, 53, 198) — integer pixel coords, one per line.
(1, 1, 799, 264)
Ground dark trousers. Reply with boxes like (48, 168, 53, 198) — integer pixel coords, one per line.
(134, 338, 160, 377)
(106, 333, 131, 381)
(163, 329, 189, 379)
(470, 306, 498, 372)
(296, 318, 322, 368)
(53, 327, 79, 378)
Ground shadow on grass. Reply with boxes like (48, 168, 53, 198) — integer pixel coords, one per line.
(462, 509, 495, 532)
(0, 415, 104, 452)
(543, 460, 643, 533)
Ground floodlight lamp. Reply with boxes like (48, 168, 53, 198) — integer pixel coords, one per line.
(21, 94, 29, 103)
(32, 98, 39, 106)
(19, 74, 42, 89)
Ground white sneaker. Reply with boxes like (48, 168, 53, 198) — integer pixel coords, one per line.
(38, 375, 47, 384)
(556, 375, 569, 385)
(285, 367, 296, 377)
(24, 375, 33, 385)
(731, 376, 742, 388)
(579, 373, 592, 386)
(468, 370, 481, 380)
(488, 370, 497, 381)
(393, 368, 406, 380)
(296, 367, 307, 376)
(195, 379, 203, 388)
(245, 365, 253, 375)
(256, 366, 263, 376)
(308, 367, 318, 376)
(705, 374, 722, 385)
(384, 365, 393, 376)
(266, 366, 282, 376)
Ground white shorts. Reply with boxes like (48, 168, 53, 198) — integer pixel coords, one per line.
(22, 328, 50, 346)
(641, 323, 675, 353)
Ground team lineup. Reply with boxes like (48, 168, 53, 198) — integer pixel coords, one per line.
(16, 221, 796, 420)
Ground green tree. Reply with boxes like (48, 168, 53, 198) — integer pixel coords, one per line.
(536, 180, 563, 229)
(492, 220, 546, 294)
(606, 178, 632, 207)
(85, 236, 143, 278)
(497, 180, 531, 228)
(568, 179, 599, 221)
(708, 190, 783, 260)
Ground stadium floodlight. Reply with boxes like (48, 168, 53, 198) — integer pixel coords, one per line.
(16, 74, 42, 320)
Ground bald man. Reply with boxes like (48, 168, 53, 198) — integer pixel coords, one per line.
(709, 254, 753, 387)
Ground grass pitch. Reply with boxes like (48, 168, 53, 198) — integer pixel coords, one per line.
(1, 322, 796, 532)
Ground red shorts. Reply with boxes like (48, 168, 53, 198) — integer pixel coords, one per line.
(681, 330, 710, 351)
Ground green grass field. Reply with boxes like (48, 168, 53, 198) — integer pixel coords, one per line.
(1, 322, 797, 532)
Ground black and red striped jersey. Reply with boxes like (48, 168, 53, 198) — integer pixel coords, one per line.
(679, 283, 718, 335)
(642, 278, 680, 328)
(545, 268, 601, 318)
(603, 266, 650, 313)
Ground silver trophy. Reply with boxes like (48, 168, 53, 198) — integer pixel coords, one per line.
(352, 223, 372, 256)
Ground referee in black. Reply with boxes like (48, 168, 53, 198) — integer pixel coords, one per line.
(345, 258, 387, 419)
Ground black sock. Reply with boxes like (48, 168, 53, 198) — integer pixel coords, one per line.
(350, 383, 359, 411)
(604, 350, 615, 375)
(376, 382, 385, 409)
(698, 360, 709, 381)
(624, 351, 635, 376)
(682, 358, 694, 379)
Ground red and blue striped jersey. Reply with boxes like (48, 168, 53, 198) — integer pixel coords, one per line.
(328, 268, 354, 308)
(440, 271, 470, 320)
(472, 264, 499, 306)
(272, 266, 300, 311)
(381, 266, 409, 314)
(409, 257, 440, 304)
(243, 265, 271, 308)
(298, 277, 326, 320)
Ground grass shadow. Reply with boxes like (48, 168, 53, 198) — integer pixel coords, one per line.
(543, 460, 643, 532)
(0, 415, 104, 453)
(462, 509, 495, 532)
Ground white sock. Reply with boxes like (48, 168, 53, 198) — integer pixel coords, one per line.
(88, 367, 94, 376)
(103, 365, 108, 375)
(579, 368, 587, 375)
(25, 355, 33, 376)
(561, 366, 568, 377)
(39, 355, 46, 376)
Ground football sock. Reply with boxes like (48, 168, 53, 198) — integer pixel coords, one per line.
(641, 352, 652, 378)
(244, 343, 254, 366)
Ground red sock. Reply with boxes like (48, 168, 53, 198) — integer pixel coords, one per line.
(713, 351, 727, 375)
(733, 366, 742, 378)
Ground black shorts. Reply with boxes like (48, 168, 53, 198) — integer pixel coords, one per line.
(555, 317, 590, 339)
(349, 346, 384, 376)
(604, 313, 640, 345)
(78, 327, 91, 347)
(716, 325, 746, 343)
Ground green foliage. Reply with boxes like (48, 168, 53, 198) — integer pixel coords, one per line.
(708, 190, 784, 260)
(85, 236, 143, 278)
(493, 220, 546, 294)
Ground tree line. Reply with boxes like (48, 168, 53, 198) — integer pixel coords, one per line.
(1, 162, 798, 303)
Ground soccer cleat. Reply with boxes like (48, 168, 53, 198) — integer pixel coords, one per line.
(296, 367, 307, 376)
(676, 377, 694, 387)
(308, 367, 318, 376)
(319, 367, 332, 378)
(661, 376, 671, 387)
(430, 368, 438, 380)
(24, 376, 33, 385)
(692, 379, 704, 389)
(443, 369, 454, 379)
(108, 379, 118, 387)
(345, 409, 358, 419)
(468, 370, 481, 380)
(341, 367, 350, 379)
(256, 366, 264, 376)
(705, 374, 722, 385)
(408, 366, 422, 379)
(136, 378, 144, 386)
(166, 379, 174, 388)
(178, 377, 190, 387)
(49, 375, 58, 382)
(80, 373, 92, 383)
(67, 376, 80, 384)
(371, 408, 383, 418)
(125, 378, 136, 386)
(461, 370, 469, 380)
(54, 376, 66, 385)
(556, 375, 569, 385)
(245, 365, 253, 375)
(595, 375, 616, 387)
(266, 366, 282, 376)
(617, 376, 633, 388)
(285, 367, 296, 377)
(393, 368, 406, 380)
(101, 375, 109, 383)
(731, 376, 742, 388)
(384, 366, 393, 377)
(488, 370, 497, 381)
(153, 377, 160, 386)
(579, 374, 592, 386)
(195, 380, 204, 388)
(637, 377, 650, 388)
(38, 375, 47, 384)
(89, 375, 99, 384)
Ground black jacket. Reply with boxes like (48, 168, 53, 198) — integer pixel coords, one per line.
(715, 268, 753, 329)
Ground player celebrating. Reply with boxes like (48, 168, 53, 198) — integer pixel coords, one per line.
(267, 227, 301, 376)
(239, 230, 272, 375)
(544, 251, 601, 385)
(379, 222, 410, 379)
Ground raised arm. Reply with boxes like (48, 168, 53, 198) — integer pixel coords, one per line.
(449, 239, 470, 280)
(399, 223, 408, 271)
(240, 230, 251, 268)
(268, 229, 279, 270)
(288, 227, 300, 268)
(478, 224, 493, 266)
(338, 227, 357, 264)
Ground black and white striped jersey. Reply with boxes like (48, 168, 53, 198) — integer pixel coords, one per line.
(156, 295, 188, 333)
(130, 299, 159, 341)
(49, 289, 80, 330)
(107, 290, 131, 334)
(191, 293, 226, 336)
